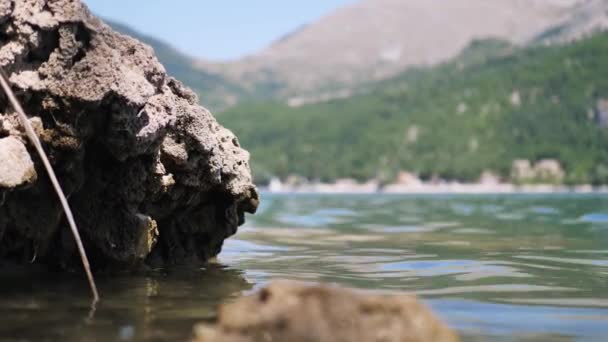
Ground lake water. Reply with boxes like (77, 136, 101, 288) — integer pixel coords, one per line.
(1, 193, 608, 341)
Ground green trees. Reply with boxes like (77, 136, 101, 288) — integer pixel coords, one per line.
(220, 34, 608, 185)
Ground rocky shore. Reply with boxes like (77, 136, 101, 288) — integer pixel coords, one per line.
(264, 181, 608, 194)
(265, 176, 608, 195)
(0, 0, 257, 270)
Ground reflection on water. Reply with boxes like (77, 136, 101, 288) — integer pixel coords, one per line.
(2, 193, 608, 341)
(0, 265, 251, 341)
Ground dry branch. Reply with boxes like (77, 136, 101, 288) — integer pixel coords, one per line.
(0, 69, 99, 303)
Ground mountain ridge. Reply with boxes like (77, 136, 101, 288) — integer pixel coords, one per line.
(106, 0, 608, 110)
(102, 2, 608, 184)
(196, 0, 608, 103)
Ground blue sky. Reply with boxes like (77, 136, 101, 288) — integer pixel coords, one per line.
(83, 0, 357, 61)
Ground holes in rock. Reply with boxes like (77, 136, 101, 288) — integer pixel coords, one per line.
(276, 318, 288, 331)
(0, 12, 18, 46)
(25, 28, 59, 64)
(0, 24, 10, 44)
(0, 122, 8, 138)
(0, 1, 15, 28)
(71, 23, 92, 65)
(259, 288, 271, 303)
(41, 1, 55, 16)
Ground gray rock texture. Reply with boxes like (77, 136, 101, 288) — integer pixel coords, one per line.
(0, 0, 258, 269)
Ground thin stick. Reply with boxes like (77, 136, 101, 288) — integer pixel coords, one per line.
(0, 69, 99, 303)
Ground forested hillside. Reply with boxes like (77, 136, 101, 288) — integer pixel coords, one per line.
(220, 34, 608, 185)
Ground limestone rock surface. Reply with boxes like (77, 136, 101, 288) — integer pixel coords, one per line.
(0, 0, 258, 269)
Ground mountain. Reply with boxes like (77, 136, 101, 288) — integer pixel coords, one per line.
(199, 0, 608, 103)
(218, 32, 608, 185)
(106, 20, 245, 110)
(105, 1, 608, 109)
(102, 2, 608, 185)
(535, 0, 608, 42)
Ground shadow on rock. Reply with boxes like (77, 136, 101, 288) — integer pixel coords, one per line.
(0, 0, 258, 272)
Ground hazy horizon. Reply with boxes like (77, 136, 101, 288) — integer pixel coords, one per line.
(82, 0, 357, 61)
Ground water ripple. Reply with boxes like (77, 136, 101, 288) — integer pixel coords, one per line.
(231, 193, 608, 340)
(515, 255, 608, 267)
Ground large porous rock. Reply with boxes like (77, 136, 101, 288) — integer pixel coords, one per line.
(194, 280, 459, 342)
(0, 0, 258, 270)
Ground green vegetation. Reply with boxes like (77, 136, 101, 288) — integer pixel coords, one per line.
(219, 34, 608, 185)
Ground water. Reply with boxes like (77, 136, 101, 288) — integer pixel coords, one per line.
(2, 193, 608, 341)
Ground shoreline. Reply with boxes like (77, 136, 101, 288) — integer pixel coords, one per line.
(260, 182, 608, 195)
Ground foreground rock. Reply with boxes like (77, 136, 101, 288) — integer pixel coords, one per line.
(0, 0, 257, 269)
(194, 280, 459, 342)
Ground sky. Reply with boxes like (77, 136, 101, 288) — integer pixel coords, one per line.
(83, 0, 358, 61)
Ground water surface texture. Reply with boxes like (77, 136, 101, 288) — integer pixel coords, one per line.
(2, 193, 608, 341)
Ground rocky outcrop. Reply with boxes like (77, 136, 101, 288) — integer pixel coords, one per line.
(194, 280, 459, 342)
(0, 0, 258, 270)
(198, 0, 582, 102)
(511, 159, 565, 184)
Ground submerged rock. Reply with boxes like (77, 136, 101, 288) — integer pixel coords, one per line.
(194, 280, 459, 342)
(0, 0, 258, 269)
